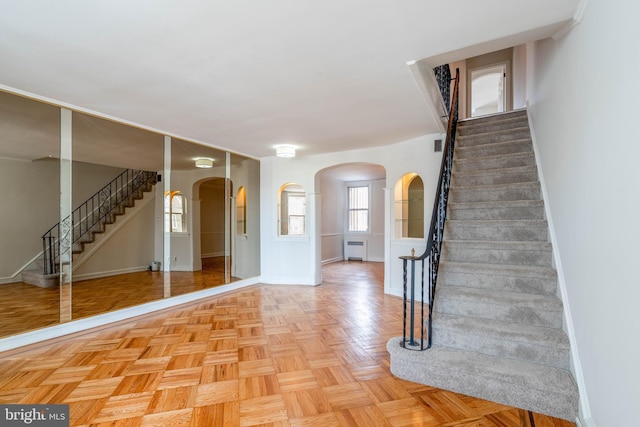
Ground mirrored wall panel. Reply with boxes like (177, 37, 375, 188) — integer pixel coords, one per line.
(0, 91, 61, 337)
(0, 91, 260, 339)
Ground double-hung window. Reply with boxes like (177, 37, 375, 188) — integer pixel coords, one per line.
(347, 185, 369, 232)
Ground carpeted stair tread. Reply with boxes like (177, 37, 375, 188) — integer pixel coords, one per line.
(448, 199, 545, 220)
(433, 313, 570, 348)
(458, 116, 530, 136)
(455, 138, 533, 159)
(450, 181, 540, 204)
(439, 260, 557, 279)
(453, 151, 536, 173)
(444, 219, 548, 241)
(457, 127, 532, 147)
(387, 339, 578, 420)
(438, 261, 558, 295)
(435, 286, 563, 328)
(441, 240, 552, 267)
(453, 164, 538, 178)
(431, 314, 570, 369)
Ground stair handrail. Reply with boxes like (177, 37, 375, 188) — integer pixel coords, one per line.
(42, 169, 157, 275)
(400, 67, 460, 350)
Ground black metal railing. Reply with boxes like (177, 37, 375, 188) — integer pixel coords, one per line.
(42, 169, 157, 275)
(400, 67, 460, 350)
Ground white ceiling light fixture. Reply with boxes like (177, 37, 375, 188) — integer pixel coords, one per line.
(275, 145, 296, 158)
(195, 158, 213, 168)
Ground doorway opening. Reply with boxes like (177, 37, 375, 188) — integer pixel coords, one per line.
(198, 177, 232, 280)
(470, 63, 508, 117)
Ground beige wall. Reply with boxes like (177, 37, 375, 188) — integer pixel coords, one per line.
(0, 158, 125, 281)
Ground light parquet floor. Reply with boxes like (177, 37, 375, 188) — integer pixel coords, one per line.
(0, 261, 575, 426)
(0, 257, 233, 338)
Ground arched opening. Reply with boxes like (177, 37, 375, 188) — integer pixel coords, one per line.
(315, 163, 386, 286)
(394, 173, 424, 239)
(278, 183, 306, 236)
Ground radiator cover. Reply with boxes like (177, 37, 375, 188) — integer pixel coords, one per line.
(344, 240, 367, 261)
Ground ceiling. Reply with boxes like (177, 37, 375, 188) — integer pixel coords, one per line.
(0, 1, 579, 161)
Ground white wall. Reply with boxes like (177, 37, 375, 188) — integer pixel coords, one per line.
(261, 134, 443, 290)
(318, 175, 345, 263)
(528, 0, 640, 425)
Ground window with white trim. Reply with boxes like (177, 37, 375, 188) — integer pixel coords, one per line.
(164, 191, 187, 233)
(347, 185, 369, 232)
(279, 184, 306, 236)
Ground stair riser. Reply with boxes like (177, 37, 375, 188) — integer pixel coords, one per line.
(460, 111, 527, 125)
(458, 118, 529, 136)
(452, 170, 538, 187)
(448, 206, 545, 220)
(444, 225, 548, 241)
(457, 128, 531, 147)
(455, 140, 533, 159)
(442, 245, 552, 267)
(454, 154, 536, 173)
(435, 296, 563, 328)
(450, 186, 540, 203)
(432, 327, 570, 369)
(437, 268, 558, 295)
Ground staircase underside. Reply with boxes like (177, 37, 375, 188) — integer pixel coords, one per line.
(388, 110, 578, 421)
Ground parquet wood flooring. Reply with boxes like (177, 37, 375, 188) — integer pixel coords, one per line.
(0, 257, 235, 338)
(0, 261, 575, 426)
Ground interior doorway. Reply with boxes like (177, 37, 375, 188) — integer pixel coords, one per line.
(198, 177, 232, 281)
(470, 63, 508, 117)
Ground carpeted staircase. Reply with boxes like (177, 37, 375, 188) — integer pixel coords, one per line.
(387, 110, 579, 421)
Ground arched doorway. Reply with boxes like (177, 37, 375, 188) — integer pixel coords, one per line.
(314, 163, 386, 285)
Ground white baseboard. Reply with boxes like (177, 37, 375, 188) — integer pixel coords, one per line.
(202, 252, 225, 258)
(72, 266, 149, 281)
(577, 416, 598, 427)
(321, 257, 343, 265)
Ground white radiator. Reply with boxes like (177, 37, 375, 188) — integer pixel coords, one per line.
(344, 240, 367, 261)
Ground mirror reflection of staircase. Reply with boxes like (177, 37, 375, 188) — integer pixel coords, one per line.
(20, 169, 157, 288)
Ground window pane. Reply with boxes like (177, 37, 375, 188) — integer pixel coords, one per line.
(289, 215, 305, 235)
(348, 186, 369, 232)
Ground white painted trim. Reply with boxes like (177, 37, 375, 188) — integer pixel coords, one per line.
(406, 62, 447, 133)
(321, 257, 343, 265)
(202, 252, 226, 258)
(552, 0, 589, 40)
(0, 276, 260, 352)
(72, 266, 149, 281)
(526, 107, 592, 422)
(0, 252, 43, 284)
(577, 416, 598, 427)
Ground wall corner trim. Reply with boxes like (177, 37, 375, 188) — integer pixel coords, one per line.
(551, 0, 590, 40)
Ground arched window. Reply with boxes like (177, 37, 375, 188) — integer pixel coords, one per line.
(394, 174, 424, 238)
(164, 191, 187, 233)
(279, 183, 306, 236)
(237, 186, 247, 235)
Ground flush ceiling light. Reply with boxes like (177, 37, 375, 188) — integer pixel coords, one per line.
(195, 158, 213, 168)
(275, 145, 296, 158)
